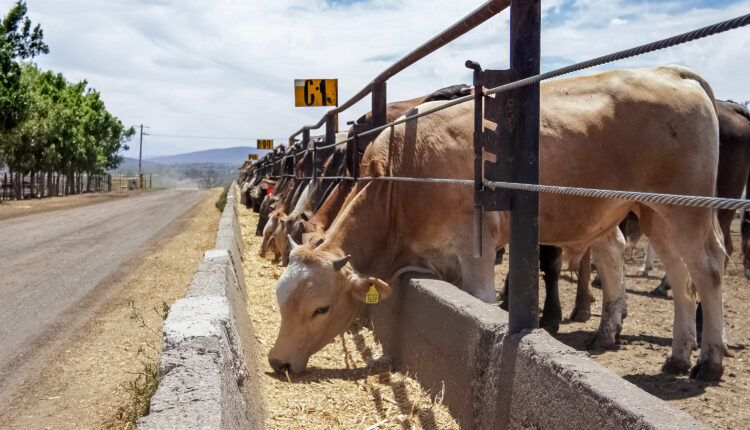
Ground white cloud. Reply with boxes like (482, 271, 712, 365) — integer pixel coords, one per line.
(4, 0, 749, 157)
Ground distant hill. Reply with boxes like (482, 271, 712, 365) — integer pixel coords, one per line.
(146, 146, 267, 165)
(110, 146, 268, 189)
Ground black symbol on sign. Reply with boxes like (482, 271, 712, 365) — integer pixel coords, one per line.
(304, 80, 315, 106)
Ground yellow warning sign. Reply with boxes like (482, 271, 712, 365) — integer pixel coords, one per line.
(295, 79, 338, 107)
(248, 153, 259, 160)
(257, 139, 273, 150)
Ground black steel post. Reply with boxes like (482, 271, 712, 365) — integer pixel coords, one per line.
(372, 81, 387, 128)
(323, 114, 335, 181)
(302, 128, 310, 179)
(352, 134, 360, 182)
(508, 0, 541, 334)
(466, 60, 485, 258)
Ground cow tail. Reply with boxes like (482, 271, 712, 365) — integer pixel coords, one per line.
(687, 211, 728, 301)
(678, 67, 717, 116)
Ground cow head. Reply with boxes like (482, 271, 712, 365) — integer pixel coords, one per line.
(741, 211, 750, 280)
(268, 237, 391, 374)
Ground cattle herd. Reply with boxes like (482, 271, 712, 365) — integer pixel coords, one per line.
(238, 65, 750, 384)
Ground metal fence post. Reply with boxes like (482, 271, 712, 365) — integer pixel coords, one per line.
(302, 128, 311, 179)
(372, 81, 387, 127)
(508, 0, 541, 334)
(322, 114, 335, 181)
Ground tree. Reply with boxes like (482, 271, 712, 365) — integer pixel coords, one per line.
(0, 1, 47, 172)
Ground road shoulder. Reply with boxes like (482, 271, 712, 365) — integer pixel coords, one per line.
(0, 188, 221, 429)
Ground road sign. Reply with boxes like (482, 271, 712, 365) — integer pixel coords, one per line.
(249, 153, 259, 160)
(257, 139, 273, 150)
(295, 79, 338, 107)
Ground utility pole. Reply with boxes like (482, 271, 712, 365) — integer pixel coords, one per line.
(138, 124, 144, 177)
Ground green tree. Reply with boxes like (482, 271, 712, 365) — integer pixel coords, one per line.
(0, 0, 47, 180)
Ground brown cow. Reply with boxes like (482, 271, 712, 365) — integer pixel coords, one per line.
(269, 66, 724, 381)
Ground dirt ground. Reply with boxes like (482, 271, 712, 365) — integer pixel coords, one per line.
(495, 218, 750, 430)
(0, 188, 221, 429)
(238, 206, 459, 430)
(0, 190, 137, 221)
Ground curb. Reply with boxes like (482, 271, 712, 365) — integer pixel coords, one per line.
(371, 274, 708, 430)
(138, 183, 265, 429)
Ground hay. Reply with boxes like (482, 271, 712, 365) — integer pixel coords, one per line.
(239, 207, 459, 429)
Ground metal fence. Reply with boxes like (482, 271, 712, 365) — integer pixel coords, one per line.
(1, 172, 113, 201)
(267, 0, 750, 333)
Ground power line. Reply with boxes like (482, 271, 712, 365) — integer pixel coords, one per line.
(145, 133, 289, 141)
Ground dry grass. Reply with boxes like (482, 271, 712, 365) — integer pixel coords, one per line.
(0, 188, 222, 429)
(238, 205, 459, 429)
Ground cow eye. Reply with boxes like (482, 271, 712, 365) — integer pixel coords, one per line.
(313, 306, 329, 317)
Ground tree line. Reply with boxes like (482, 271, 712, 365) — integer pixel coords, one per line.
(0, 1, 133, 199)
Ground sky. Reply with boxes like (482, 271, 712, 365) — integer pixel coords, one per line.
(5, 0, 750, 158)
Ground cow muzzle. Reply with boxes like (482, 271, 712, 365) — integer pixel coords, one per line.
(268, 349, 309, 374)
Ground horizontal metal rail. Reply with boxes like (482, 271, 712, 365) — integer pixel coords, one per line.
(251, 13, 750, 214)
(266, 12, 749, 169)
(315, 141, 349, 151)
(344, 13, 750, 142)
(288, 0, 510, 140)
(294, 175, 750, 211)
(486, 12, 750, 96)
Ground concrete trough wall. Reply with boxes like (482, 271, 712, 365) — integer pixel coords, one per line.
(139, 183, 265, 429)
(371, 274, 708, 430)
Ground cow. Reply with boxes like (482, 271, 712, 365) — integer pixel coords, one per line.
(268, 66, 724, 381)
(533, 99, 750, 338)
(274, 86, 473, 262)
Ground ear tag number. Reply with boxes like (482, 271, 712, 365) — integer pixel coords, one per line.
(365, 284, 379, 304)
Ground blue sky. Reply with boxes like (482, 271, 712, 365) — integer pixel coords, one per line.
(5, 0, 749, 157)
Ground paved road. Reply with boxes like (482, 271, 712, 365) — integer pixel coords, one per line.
(0, 189, 209, 404)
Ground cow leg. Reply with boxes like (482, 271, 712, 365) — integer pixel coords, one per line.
(570, 248, 594, 322)
(650, 275, 672, 297)
(590, 228, 627, 349)
(640, 241, 656, 276)
(679, 227, 726, 381)
(499, 277, 509, 310)
(539, 245, 563, 334)
(645, 223, 695, 375)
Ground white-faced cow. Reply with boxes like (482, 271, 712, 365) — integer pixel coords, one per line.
(269, 66, 724, 381)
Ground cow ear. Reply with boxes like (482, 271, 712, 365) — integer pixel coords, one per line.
(347, 273, 391, 303)
(287, 234, 299, 251)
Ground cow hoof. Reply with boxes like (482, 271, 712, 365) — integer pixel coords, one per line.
(539, 317, 560, 335)
(689, 359, 723, 381)
(649, 284, 670, 298)
(569, 306, 591, 322)
(589, 332, 617, 350)
(661, 357, 690, 375)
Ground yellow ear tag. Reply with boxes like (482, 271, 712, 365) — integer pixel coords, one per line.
(365, 284, 379, 304)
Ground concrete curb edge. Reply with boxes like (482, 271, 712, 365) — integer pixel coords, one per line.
(138, 182, 265, 429)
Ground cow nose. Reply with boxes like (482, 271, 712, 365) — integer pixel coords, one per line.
(269, 357, 290, 374)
